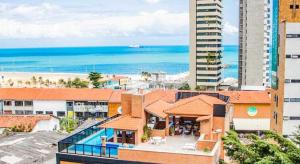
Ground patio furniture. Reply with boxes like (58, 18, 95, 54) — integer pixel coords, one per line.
(161, 138, 167, 144)
(182, 143, 196, 151)
(152, 136, 162, 144)
(149, 137, 155, 144)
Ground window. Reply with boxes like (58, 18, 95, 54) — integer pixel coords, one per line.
(290, 117, 300, 120)
(290, 98, 300, 102)
(24, 101, 33, 106)
(46, 111, 53, 115)
(15, 110, 24, 115)
(285, 79, 291, 83)
(284, 98, 290, 102)
(57, 111, 65, 117)
(4, 101, 12, 106)
(291, 79, 300, 83)
(15, 101, 23, 106)
(36, 111, 44, 115)
(66, 102, 73, 107)
(25, 110, 33, 115)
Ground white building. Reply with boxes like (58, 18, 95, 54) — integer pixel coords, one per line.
(189, 0, 223, 90)
(0, 88, 116, 120)
(238, 0, 271, 88)
(282, 23, 300, 136)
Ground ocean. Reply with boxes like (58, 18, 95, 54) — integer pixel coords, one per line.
(0, 45, 238, 78)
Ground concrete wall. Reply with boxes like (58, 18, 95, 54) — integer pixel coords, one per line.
(108, 103, 121, 117)
(118, 149, 215, 164)
(33, 100, 66, 116)
(32, 117, 60, 132)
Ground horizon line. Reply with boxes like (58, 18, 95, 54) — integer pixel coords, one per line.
(0, 44, 238, 50)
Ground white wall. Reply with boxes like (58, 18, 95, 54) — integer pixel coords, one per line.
(283, 23, 300, 136)
(33, 100, 66, 116)
(32, 117, 60, 132)
(233, 118, 270, 131)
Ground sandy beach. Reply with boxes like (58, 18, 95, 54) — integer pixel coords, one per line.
(0, 72, 189, 88)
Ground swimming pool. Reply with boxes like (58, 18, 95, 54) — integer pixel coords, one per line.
(68, 128, 119, 157)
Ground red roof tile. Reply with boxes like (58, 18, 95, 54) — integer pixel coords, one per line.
(145, 100, 171, 118)
(220, 91, 271, 104)
(99, 115, 143, 131)
(109, 90, 124, 103)
(164, 95, 225, 116)
(0, 115, 52, 129)
(0, 88, 113, 101)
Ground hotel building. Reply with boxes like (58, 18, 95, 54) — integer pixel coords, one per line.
(0, 88, 123, 119)
(189, 0, 223, 90)
(56, 89, 271, 163)
(238, 0, 271, 88)
(271, 0, 300, 136)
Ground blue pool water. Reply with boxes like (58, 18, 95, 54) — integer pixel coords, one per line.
(69, 128, 120, 156)
(0, 45, 238, 78)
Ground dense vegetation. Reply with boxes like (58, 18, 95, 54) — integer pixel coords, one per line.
(222, 130, 300, 164)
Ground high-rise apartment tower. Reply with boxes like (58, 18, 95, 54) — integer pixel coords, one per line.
(238, 0, 271, 88)
(189, 0, 223, 90)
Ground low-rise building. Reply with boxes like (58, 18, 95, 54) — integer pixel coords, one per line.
(221, 91, 272, 132)
(0, 115, 59, 133)
(0, 88, 123, 120)
(56, 89, 272, 163)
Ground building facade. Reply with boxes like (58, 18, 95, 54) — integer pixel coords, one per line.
(0, 88, 123, 120)
(271, 0, 300, 136)
(238, 0, 271, 88)
(190, 0, 223, 90)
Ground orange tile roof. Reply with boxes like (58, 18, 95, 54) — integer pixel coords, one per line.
(0, 115, 52, 129)
(109, 90, 124, 103)
(145, 100, 171, 118)
(164, 95, 225, 116)
(0, 88, 113, 101)
(220, 91, 271, 104)
(161, 90, 178, 103)
(99, 115, 143, 131)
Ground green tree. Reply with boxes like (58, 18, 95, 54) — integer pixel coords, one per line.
(179, 83, 191, 90)
(222, 130, 300, 164)
(59, 117, 78, 133)
(71, 77, 89, 88)
(88, 72, 103, 88)
(31, 76, 37, 85)
(292, 125, 300, 147)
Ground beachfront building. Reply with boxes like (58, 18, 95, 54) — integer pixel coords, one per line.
(271, 0, 300, 137)
(0, 88, 123, 120)
(189, 0, 223, 91)
(238, 0, 271, 88)
(56, 88, 273, 163)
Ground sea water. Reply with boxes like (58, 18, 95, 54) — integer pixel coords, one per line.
(0, 45, 238, 78)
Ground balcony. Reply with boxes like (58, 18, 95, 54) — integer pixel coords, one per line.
(73, 105, 108, 113)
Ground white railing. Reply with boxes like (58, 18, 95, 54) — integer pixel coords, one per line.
(73, 105, 108, 113)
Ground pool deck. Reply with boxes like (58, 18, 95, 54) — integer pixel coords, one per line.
(128, 135, 213, 156)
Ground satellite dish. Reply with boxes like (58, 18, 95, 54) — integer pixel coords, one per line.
(117, 106, 122, 114)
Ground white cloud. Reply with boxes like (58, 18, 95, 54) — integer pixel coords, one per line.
(223, 22, 238, 35)
(145, 0, 161, 4)
(0, 3, 188, 39)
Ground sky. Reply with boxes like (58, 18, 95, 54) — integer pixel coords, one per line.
(0, 0, 239, 48)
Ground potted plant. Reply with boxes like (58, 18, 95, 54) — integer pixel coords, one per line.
(169, 127, 175, 136)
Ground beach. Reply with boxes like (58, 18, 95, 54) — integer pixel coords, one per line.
(0, 72, 190, 88)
